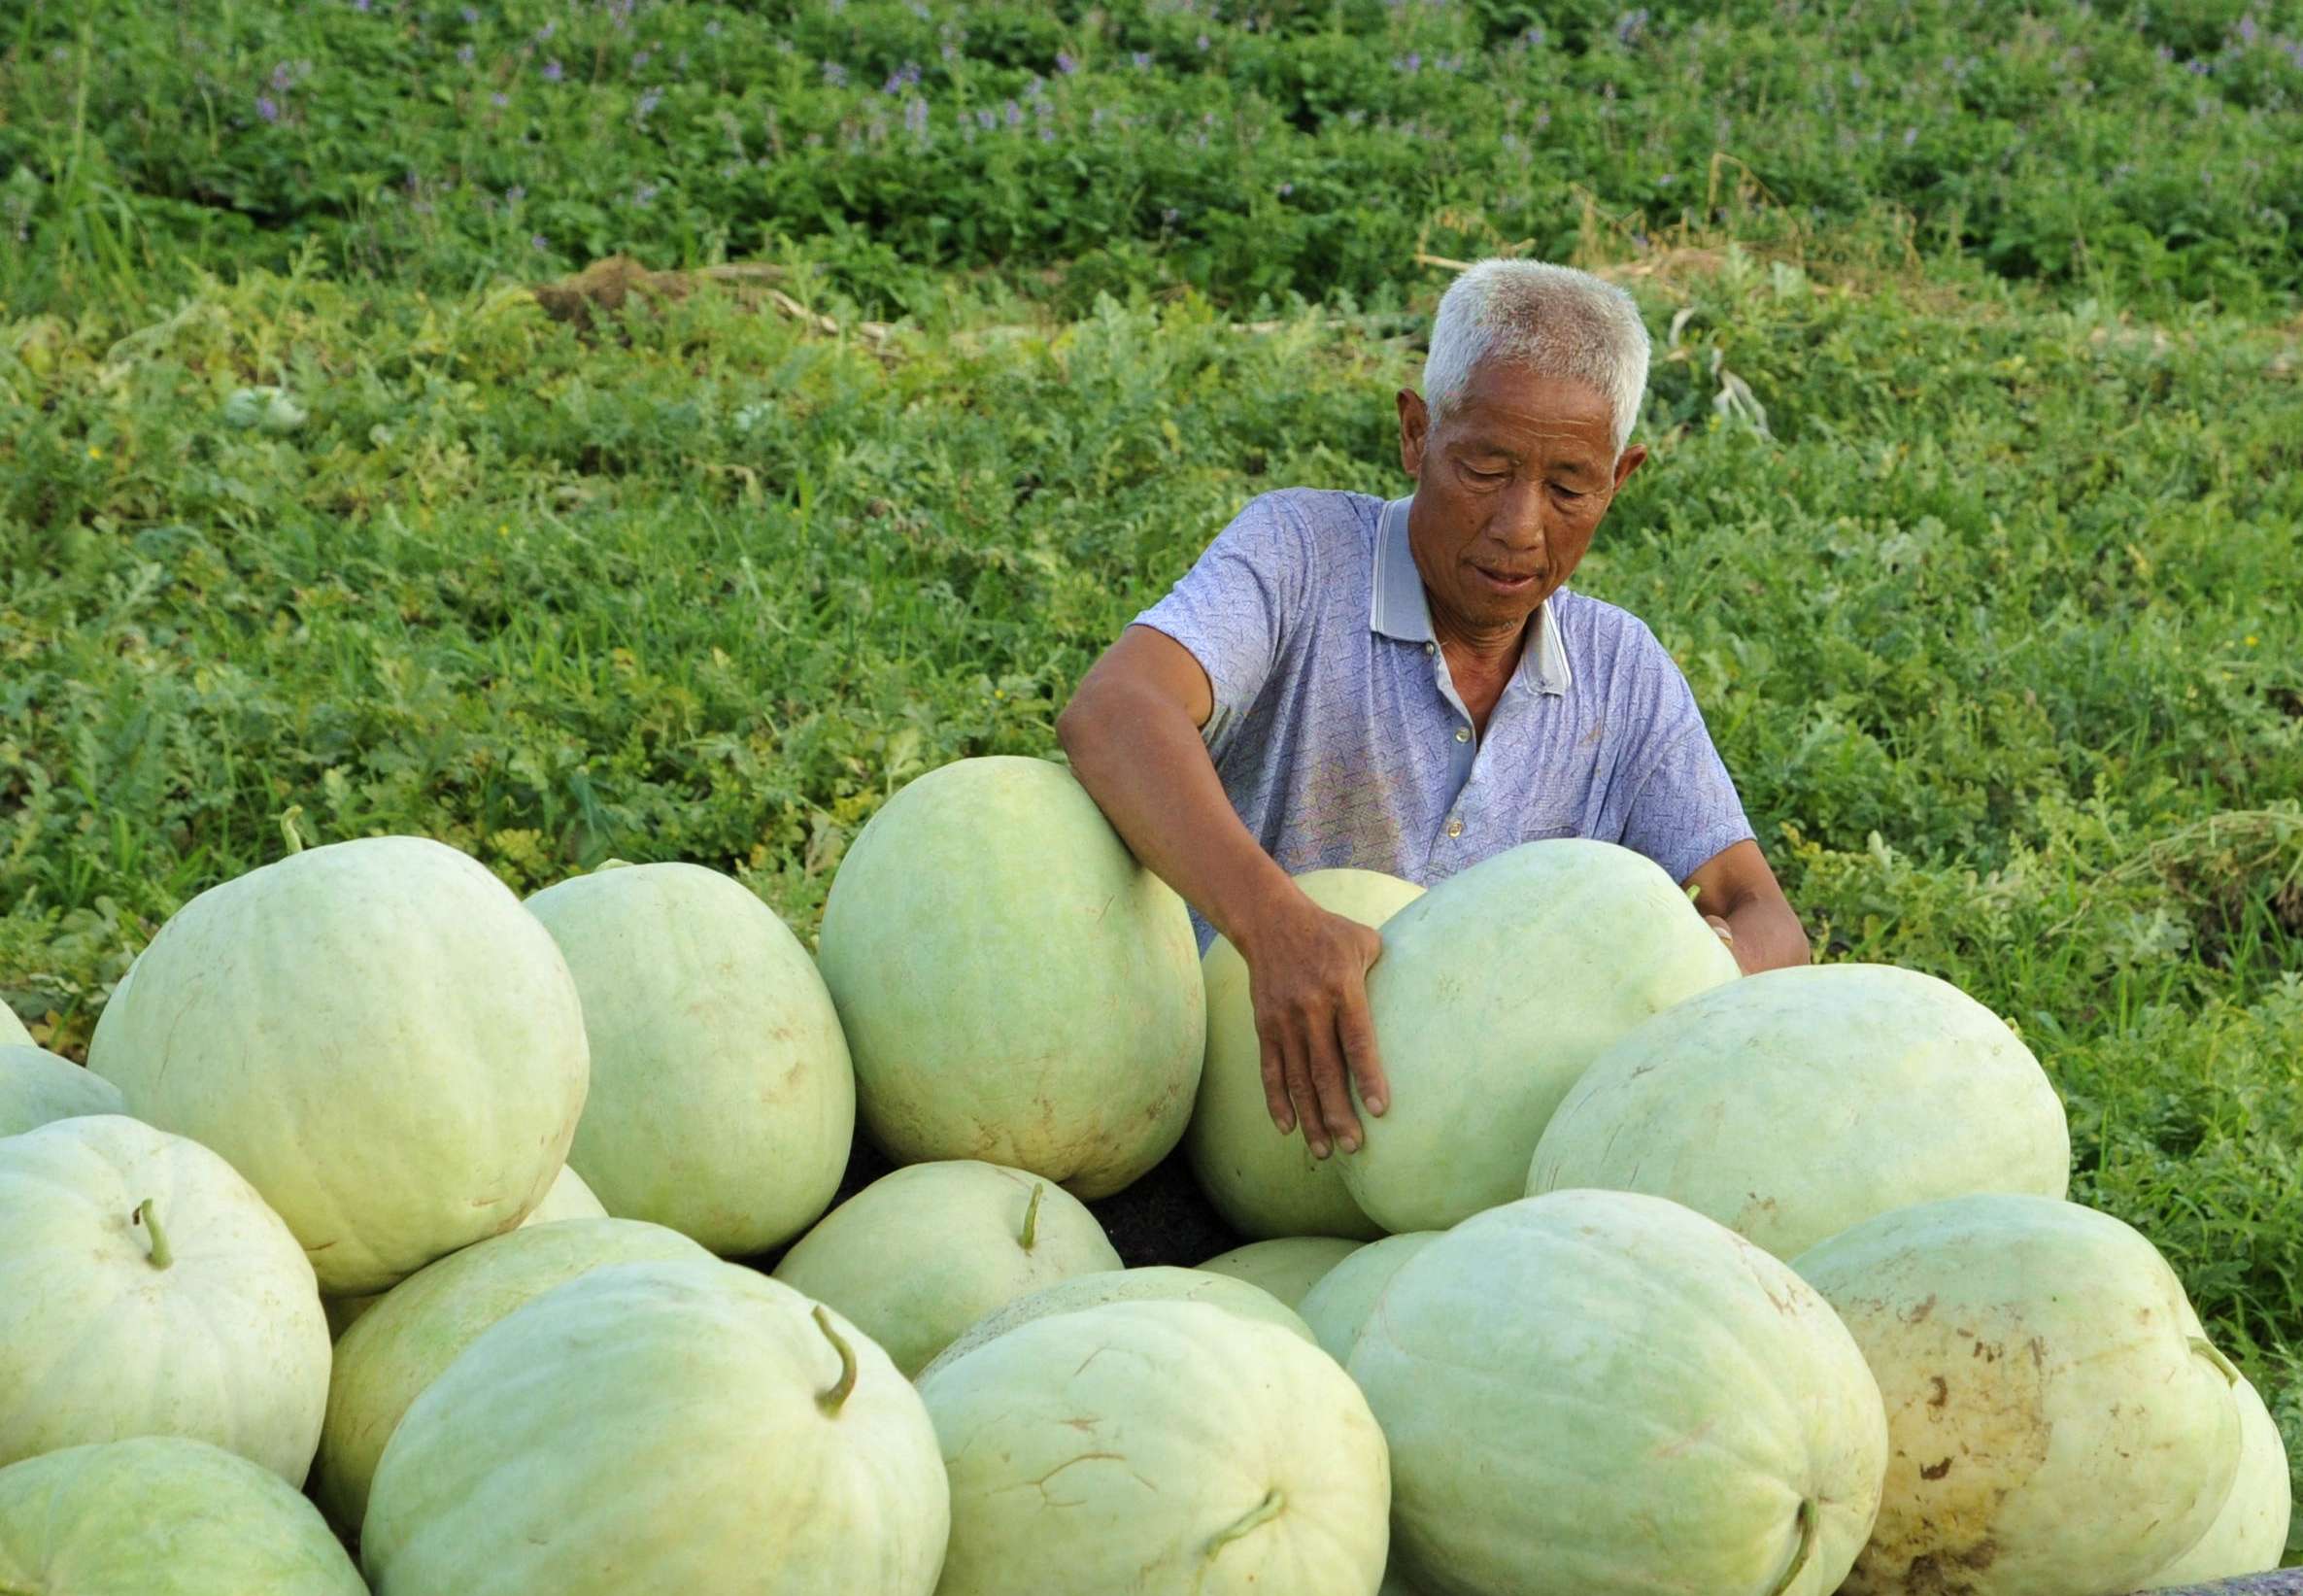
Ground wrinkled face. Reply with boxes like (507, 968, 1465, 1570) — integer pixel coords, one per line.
(1397, 362, 1645, 637)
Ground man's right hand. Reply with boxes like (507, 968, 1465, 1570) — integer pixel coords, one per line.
(1234, 892, 1389, 1160)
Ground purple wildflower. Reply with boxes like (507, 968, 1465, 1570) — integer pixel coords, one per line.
(506, 184, 525, 203)
(1616, 9, 1649, 45)
(634, 182, 659, 206)
(1903, 126, 1917, 146)
(1038, 125, 1055, 142)
(1134, 51, 1152, 69)
(351, 0, 369, 11)
(1277, 181, 1293, 195)
(823, 60, 847, 85)
(1003, 99, 1022, 127)
(543, 58, 563, 82)
(256, 94, 280, 122)
(271, 62, 293, 89)
(2237, 16, 2257, 45)
(491, 90, 508, 107)
(632, 50, 650, 70)
(1398, 51, 1420, 71)
(457, 44, 475, 65)
(1056, 50, 1077, 74)
(531, 234, 550, 251)
(537, 20, 555, 41)
(705, 19, 721, 36)
(637, 86, 662, 118)
(975, 107, 995, 129)
(904, 97, 930, 136)
(1195, 32, 1208, 51)
(460, 5, 477, 20)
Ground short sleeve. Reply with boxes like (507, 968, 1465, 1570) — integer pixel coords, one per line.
(1612, 643, 1756, 885)
(1131, 494, 1311, 755)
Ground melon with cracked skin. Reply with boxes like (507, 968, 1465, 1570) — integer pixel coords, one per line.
(0, 1043, 126, 1136)
(315, 1215, 712, 1534)
(0, 1436, 367, 1596)
(2143, 1367, 2292, 1586)
(87, 834, 591, 1295)
(1530, 963, 2072, 1258)
(360, 1259, 948, 1596)
(921, 1265, 1313, 1380)
(0, 1114, 329, 1481)
(1197, 1235, 1365, 1308)
(525, 860, 854, 1255)
(920, 1299, 1391, 1595)
(1344, 839, 1740, 1232)
(1350, 1189, 1887, 1596)
(772, 1159, 1123, 1375)
(1188, 866, 1423, 1239)
(1792, 1193, 2242, 1596)
(1296, 1232, 1443, 1366)
(816, 756, 1203, 1199)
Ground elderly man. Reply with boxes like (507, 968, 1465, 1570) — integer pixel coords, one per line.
(1057, 259, 1806, 1166)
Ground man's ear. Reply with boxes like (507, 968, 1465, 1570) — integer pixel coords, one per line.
(1397, 390, 1430, 479)
(1611, 443, 1648, 493)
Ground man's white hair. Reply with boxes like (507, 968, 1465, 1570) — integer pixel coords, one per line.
(1421, 259, 1651, 456)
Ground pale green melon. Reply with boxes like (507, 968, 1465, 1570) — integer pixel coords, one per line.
(1351, 1189, 1886, 1596)
(526, 862, 854, 1255)
(0, 1004, 30, 1047)
(0, 1043, 126, 1136)
(1197, 1236, 1364, 1308)
(921, 1265, 1314, 1380)
(817, 757, 1203, 1198)
(0, 1115, 328, 1480)
(521, 1162, 608, 1226)
(0, 1436, 366, 1595)
(315, 1215, 711, 1533)
(1792, 1193, 2241, 1596)
(88, 835, 590, 1295)
(1530, 963, 2071, 1258)
(1187, 866, 1423, 1239)
(362, 1259, 947, 1596)
(2145, 1369, 2292, 1585)
(1297, 1232, 1442, 1366)
(1345, 840, 1739, 1231)
(773, 1159, 1121, 1375)
(920, 1299, 1390, 1595)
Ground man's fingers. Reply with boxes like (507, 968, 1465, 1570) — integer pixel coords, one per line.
(1257, 1028, 1295, 1135)
(1304, 1016, 1364, 1155)
(1338, 989, 1388, 1119)
(1278, 1035, 1328, 1159)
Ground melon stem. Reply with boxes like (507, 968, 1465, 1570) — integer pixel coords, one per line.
(1020, 1183, 1044, 1251)
(133, 1198, 173, 1271)
(277, 805, 306, 855)
(2188, 1336, 2240, 1386)
(812, 1306, 858, 1416)
(1205, 1486, 1286, 1556)
(1763, 1499, 1816, 1596)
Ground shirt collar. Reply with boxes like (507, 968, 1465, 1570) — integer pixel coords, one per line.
(1371, 494, 1573, 696)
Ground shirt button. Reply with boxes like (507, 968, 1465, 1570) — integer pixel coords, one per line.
(1445, 816, 1465, 838)
(1454, 727, 1471, 743)
(1425, 642, 1437, 656)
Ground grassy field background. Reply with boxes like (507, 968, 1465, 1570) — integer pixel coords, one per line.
(4, 0, 2299, 1533)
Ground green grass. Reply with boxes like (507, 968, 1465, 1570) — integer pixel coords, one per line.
(3, 0, 2299, 1547)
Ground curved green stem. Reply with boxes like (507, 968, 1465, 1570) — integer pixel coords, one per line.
(812, 1306, 858, 1416)
(1764, 1499, 1816, 1596)
(277, 805, 306, 856)
(1019, 1182, 1044, 1251)
(2189, 1336, 2240, 1386)
(1205, 1486, 1286, 1558)
(134, 1198, 172, 1270)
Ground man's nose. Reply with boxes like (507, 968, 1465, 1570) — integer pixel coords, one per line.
(1490, 484, 1552, 556)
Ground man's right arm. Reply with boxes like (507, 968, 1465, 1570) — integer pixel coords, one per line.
(1057, 626, 1387, 1157)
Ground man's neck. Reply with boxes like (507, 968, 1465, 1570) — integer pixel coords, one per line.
(1428, 595, 1532, 677)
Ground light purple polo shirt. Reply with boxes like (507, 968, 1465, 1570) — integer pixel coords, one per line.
(1133, 489, 1753, 938)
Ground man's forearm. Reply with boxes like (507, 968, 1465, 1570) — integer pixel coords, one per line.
(1721, 894, 1811, 975)
(1056, 677, 1298, 950)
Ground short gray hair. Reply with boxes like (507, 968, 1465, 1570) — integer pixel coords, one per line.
(1421, 259, 1651, 456)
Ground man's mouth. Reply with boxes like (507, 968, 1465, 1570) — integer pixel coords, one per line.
(1471, 563, 1541, 594)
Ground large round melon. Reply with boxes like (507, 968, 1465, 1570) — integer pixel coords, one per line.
(1530, 964, 2072, 1258)
(525, 862, 854, 1255)
(920, 1299, 1390, 1594)
(363, 1259, 947, 1596)
(922, 1265, 1314, 1379)
(1344, 840, 1739, 1231)
(1351, 1189, 1887, 1596)
(315, 1215, 712, 1533)
(1296, 1232, 1442, 1366)
(0, 1115, 328, 1480)
(0, 1436, 367, 1595)
(87, 835, 591, 1295)
(817, 757, 1203, 1198)
(1197, 1236, 1363, 1308)
(774, 1159, 1122, 1375)
(1187, 867, 1422, 1239)
(0, 1043, 126, 1136)
(2145, 1369, 2292, 1585)
(0, 1003, 31, 1047)
(1791, 1193, 2242, 1596)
